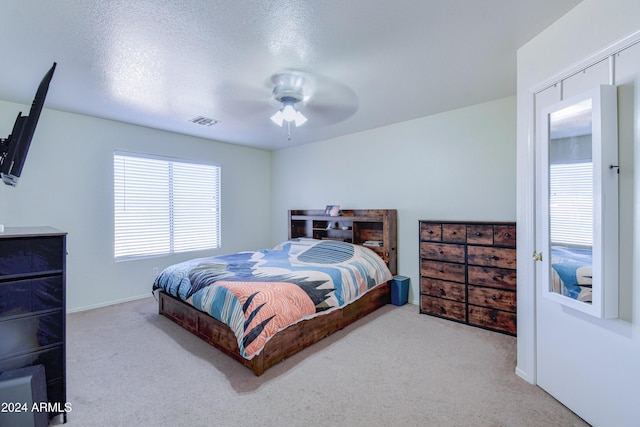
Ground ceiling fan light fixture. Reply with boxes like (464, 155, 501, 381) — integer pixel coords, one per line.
(281, 100, 298, 121)
(270, 110, 284, 126)
(294, 111, 307, 126)
(271, 82, 308, 129)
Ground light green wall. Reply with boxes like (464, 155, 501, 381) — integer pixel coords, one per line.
(271, 96, 517, 304)
(0, 100, 272, 311)
(0, 95, 516, 312)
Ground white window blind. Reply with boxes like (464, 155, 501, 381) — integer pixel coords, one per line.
(114, 152, 221, 260)
(549, 162, 593, 246)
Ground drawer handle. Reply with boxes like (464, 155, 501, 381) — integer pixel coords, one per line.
(439, 306, 446, 314)
(489, 255, 498, 260)
(428, 230, 433, 234)
(490, 315, 497, 322)
(439, 268, 444, 273)
(476, 232, 482, 236)
(505, 233, 511, 238)
(491, 295, 497, 300)
(492, 275, 498, 281)
(439, 287, 446, 295)
(438, 248, 444, 254)
(451, 231, 457, 235)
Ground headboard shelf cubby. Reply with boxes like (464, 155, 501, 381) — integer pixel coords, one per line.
(288, 209, 397, 275)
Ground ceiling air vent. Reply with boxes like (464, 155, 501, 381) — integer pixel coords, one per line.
(190, 116, 220, 126)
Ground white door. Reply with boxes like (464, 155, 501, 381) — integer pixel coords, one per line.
(532, 45, 638, 426)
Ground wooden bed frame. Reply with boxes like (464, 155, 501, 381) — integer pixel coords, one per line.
(157, 208, 397, 375)
(158, 282, 389, 375)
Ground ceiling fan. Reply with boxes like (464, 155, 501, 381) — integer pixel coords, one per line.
(217, 70, 358, 142)
(225, 70, 356, 139)
(267, 71, 358, 140)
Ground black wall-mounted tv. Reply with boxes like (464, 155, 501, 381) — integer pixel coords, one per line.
(0, 62, 56, 187)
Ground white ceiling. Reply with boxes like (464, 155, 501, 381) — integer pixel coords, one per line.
(0, 0, 581, 151)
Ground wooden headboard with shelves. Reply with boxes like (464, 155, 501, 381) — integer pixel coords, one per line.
(288, 209, 397, 275)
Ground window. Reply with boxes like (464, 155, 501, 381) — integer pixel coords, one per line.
(114, 152, 221, 260)
(549, 161, 593, 246)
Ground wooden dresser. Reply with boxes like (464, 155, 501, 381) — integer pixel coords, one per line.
(419, 220, 516, 335)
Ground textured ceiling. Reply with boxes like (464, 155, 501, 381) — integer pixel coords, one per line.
(0, 0, 581, 150)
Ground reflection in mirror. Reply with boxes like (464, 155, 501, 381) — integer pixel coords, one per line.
(548, 98, 594, 303)
(540, 85, 618, 318)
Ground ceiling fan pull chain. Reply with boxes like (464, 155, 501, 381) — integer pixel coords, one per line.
(287, 121, 292, 141)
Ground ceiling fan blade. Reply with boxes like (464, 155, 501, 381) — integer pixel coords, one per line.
(214, 78, 276, 121)
(302, 102, 358, 126)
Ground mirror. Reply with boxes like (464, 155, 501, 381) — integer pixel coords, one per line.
(540, 85, 618, 318)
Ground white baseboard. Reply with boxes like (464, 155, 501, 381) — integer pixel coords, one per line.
(67, 293, 153, 313)
(515, 366, 535, 385)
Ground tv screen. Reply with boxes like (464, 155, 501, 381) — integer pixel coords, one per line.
(0, 62, 56, 187)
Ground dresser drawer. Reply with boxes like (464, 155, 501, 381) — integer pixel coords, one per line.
(467, 266, 516, 290)
(468, 285, 516, 312)
(0, 311, 64, 358)
(0, 345, 64, 383)
(421, 278, 466, 302)
(441, 224, 466, 243)
(466, 224, 493, 245)
(0, 236, 64, 277)
(421, 259, 465, 283)
(0, 276, 63, 318)
(468, 306, 516, 335)
(467, 246, 516, 269)
(494, 225, 516, 247)
(420, 222, 442, 241)
(420, 242, 465, 263)
(421, 295, 466, 321)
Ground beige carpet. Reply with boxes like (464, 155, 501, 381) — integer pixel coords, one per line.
(54, 297, 589, 427)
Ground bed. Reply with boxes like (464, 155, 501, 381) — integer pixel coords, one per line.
(551, 245, 593, 303)
(153, 214, 396, 375)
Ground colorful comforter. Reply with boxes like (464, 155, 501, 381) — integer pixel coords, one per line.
(153, 238, 392, 359)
